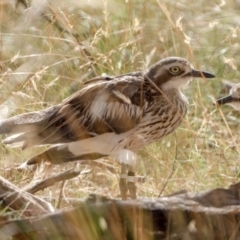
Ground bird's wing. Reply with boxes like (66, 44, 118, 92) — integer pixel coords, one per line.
(35, 73, 148, 145)
(2, 73, 149, 149)
(26, 73, 151, 164)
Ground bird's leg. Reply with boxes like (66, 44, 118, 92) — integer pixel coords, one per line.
(118, 150, 136, 200)
(127, 166, 137, 199)
(119, 163, 128, 200)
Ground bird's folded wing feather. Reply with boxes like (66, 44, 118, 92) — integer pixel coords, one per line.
(33, 73, 147, 145)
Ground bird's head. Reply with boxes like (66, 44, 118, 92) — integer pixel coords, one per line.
(145, 57, 215, 90)
(217, 83, 240, 110)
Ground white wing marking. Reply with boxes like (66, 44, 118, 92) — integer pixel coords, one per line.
(67, 131, 133, 156)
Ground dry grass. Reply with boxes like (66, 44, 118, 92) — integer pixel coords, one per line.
(0, 0, 240, 209)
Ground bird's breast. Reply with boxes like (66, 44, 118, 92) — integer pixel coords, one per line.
(123, 90, 188, 151)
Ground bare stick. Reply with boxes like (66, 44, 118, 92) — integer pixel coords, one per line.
(0, 176, 54, 217)
(25, 169, 81, 194)
(57, 180, 66, 209)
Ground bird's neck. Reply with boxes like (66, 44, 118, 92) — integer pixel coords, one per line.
(161, 88, 188, 104)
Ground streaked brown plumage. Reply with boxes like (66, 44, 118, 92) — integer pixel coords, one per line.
(0, 57, 215, 199)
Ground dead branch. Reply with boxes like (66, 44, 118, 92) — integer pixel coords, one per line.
(0, 176, 54, 217)
(25, 169, 81, 194)
(1, 183, 240, 239)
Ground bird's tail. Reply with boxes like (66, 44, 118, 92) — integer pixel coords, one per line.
(0, 105, 61, 149)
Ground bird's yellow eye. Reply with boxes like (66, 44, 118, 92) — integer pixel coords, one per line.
(169, 66, 181, 75)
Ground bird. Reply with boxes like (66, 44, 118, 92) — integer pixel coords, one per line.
(0, 57, 215, 199)
(217, 80, 240, 110)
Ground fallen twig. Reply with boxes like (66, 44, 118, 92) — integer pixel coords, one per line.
(25, 169, 81, 194)
(0, 176, 54, 217)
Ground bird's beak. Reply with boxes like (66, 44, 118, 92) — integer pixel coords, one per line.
(216, 95, 234, 105)
(192, 69, 215, 78)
